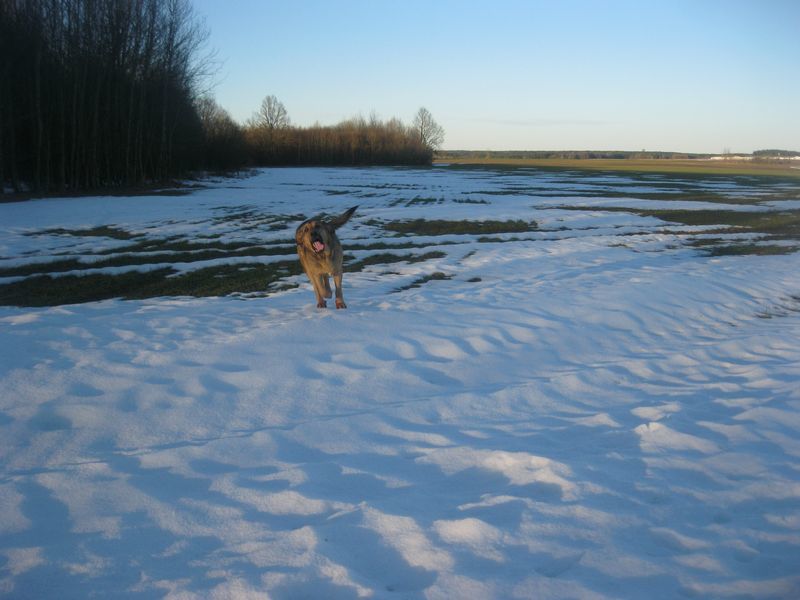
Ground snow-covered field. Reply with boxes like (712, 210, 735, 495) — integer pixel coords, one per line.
(1, 167, 799, 599)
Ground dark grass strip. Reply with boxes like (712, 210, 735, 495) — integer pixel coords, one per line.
(382, 219, 537, 236)
(0, 244, 297, 278)
(0, 249, 449, 306)
(394, 271, 452, 292)
(345, 251, 447, 272)
(26, 226, 140, 240)
(0, 261, 303, 307)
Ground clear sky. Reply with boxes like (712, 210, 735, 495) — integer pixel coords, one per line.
(191, 0, 799, 154)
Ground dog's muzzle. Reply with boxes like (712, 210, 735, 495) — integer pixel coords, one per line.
(311, 235, 325, 253)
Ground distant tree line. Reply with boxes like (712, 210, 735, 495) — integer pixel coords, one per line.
(242, 100, 441, 166)
(438, 150, 713, 160)
(0, 1, 443, 194)
(753, 149, 800, 158)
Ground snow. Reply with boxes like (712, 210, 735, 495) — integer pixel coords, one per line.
(1, 167, 800, 598)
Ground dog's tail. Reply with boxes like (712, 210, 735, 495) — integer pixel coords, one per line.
(329, 205, 358, 230)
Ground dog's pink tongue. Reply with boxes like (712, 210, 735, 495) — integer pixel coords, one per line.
(312, 241, 325, 252)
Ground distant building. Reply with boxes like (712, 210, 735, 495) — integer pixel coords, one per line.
(707, 155, 753, 161)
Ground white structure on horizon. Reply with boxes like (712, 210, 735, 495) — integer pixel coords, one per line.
(707, 154, 800, 161)
(707, 155, 753, 161)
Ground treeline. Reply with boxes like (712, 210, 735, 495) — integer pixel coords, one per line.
(753, 149, 800, 158)
(169, 97, 439, 172)
(0, 0, 211, 192)
(243, 114, 433, 167)
(196, 101, 436, 170)
(439, 150, 713, 160)
(1, 1, 441, 194)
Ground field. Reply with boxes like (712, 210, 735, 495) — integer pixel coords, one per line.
(437, 156, 800, 179)
(1, 166, 799, 598)
(2, 165, 800, 307)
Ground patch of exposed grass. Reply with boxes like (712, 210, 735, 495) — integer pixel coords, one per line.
(577, 191, 760, 204)
(0, 268, 176, 306)
(645, 209, 800, 233)
(697, 243, 797, 257)
(476, 236, 531, 243)
(128, 261, 303, 299)
(756, 295, 800, 319)
(382, 219, 537, 236)
(437, 157, 800, 179)
(453, 198, 490, 204)
(345, 251, 447, 272)
(28, 226, 140, 240)
(555, 204, 800, 238)
(475, 185, 798, 205)
(0, 258, 86, 278)
(347, 241, 445, 251)
(756, 294, 800, 319)
(212, 209, 305, 231)
(394, 271, 451, 292)
(1, 184, 197, 204)
(0, 242, 297, 278)
(547, 202, 800, 256)
(0, 245, 452, 306)
(113, 236, 295, 254)
(405, 196, 445, 206)
(0, 261, 304, 307)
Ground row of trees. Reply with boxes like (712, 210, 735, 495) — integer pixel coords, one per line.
(1, 1, 445, 193)
(196, 96, 444, 171)
(239, 98, 444, 166)
(438, 150, 711, 160)
(753, 149, 800, 158)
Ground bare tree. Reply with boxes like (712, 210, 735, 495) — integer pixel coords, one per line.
(245, 95, 290, 163)
(254, 95, 290, 130)
(413, 107, 444, 151)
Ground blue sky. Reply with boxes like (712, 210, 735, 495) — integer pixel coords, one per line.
(192, 0, 799, 153)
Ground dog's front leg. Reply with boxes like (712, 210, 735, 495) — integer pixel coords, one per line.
(333, 273, 346, 309)
(308, 273, 327, 308)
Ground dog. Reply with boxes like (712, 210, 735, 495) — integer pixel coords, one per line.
(295, 206, 357, 309)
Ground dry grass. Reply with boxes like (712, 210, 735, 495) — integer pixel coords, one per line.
(436, 157, 800, 179)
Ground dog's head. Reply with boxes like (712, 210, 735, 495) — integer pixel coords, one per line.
(295, 218, 333, 254)
(295, 206, 357, 255)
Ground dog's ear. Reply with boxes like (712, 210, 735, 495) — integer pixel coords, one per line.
(295, 220, 310, 245)
(328, 206, 358, 230)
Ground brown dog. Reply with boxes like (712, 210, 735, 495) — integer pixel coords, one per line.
(295, 206, 357, 309)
